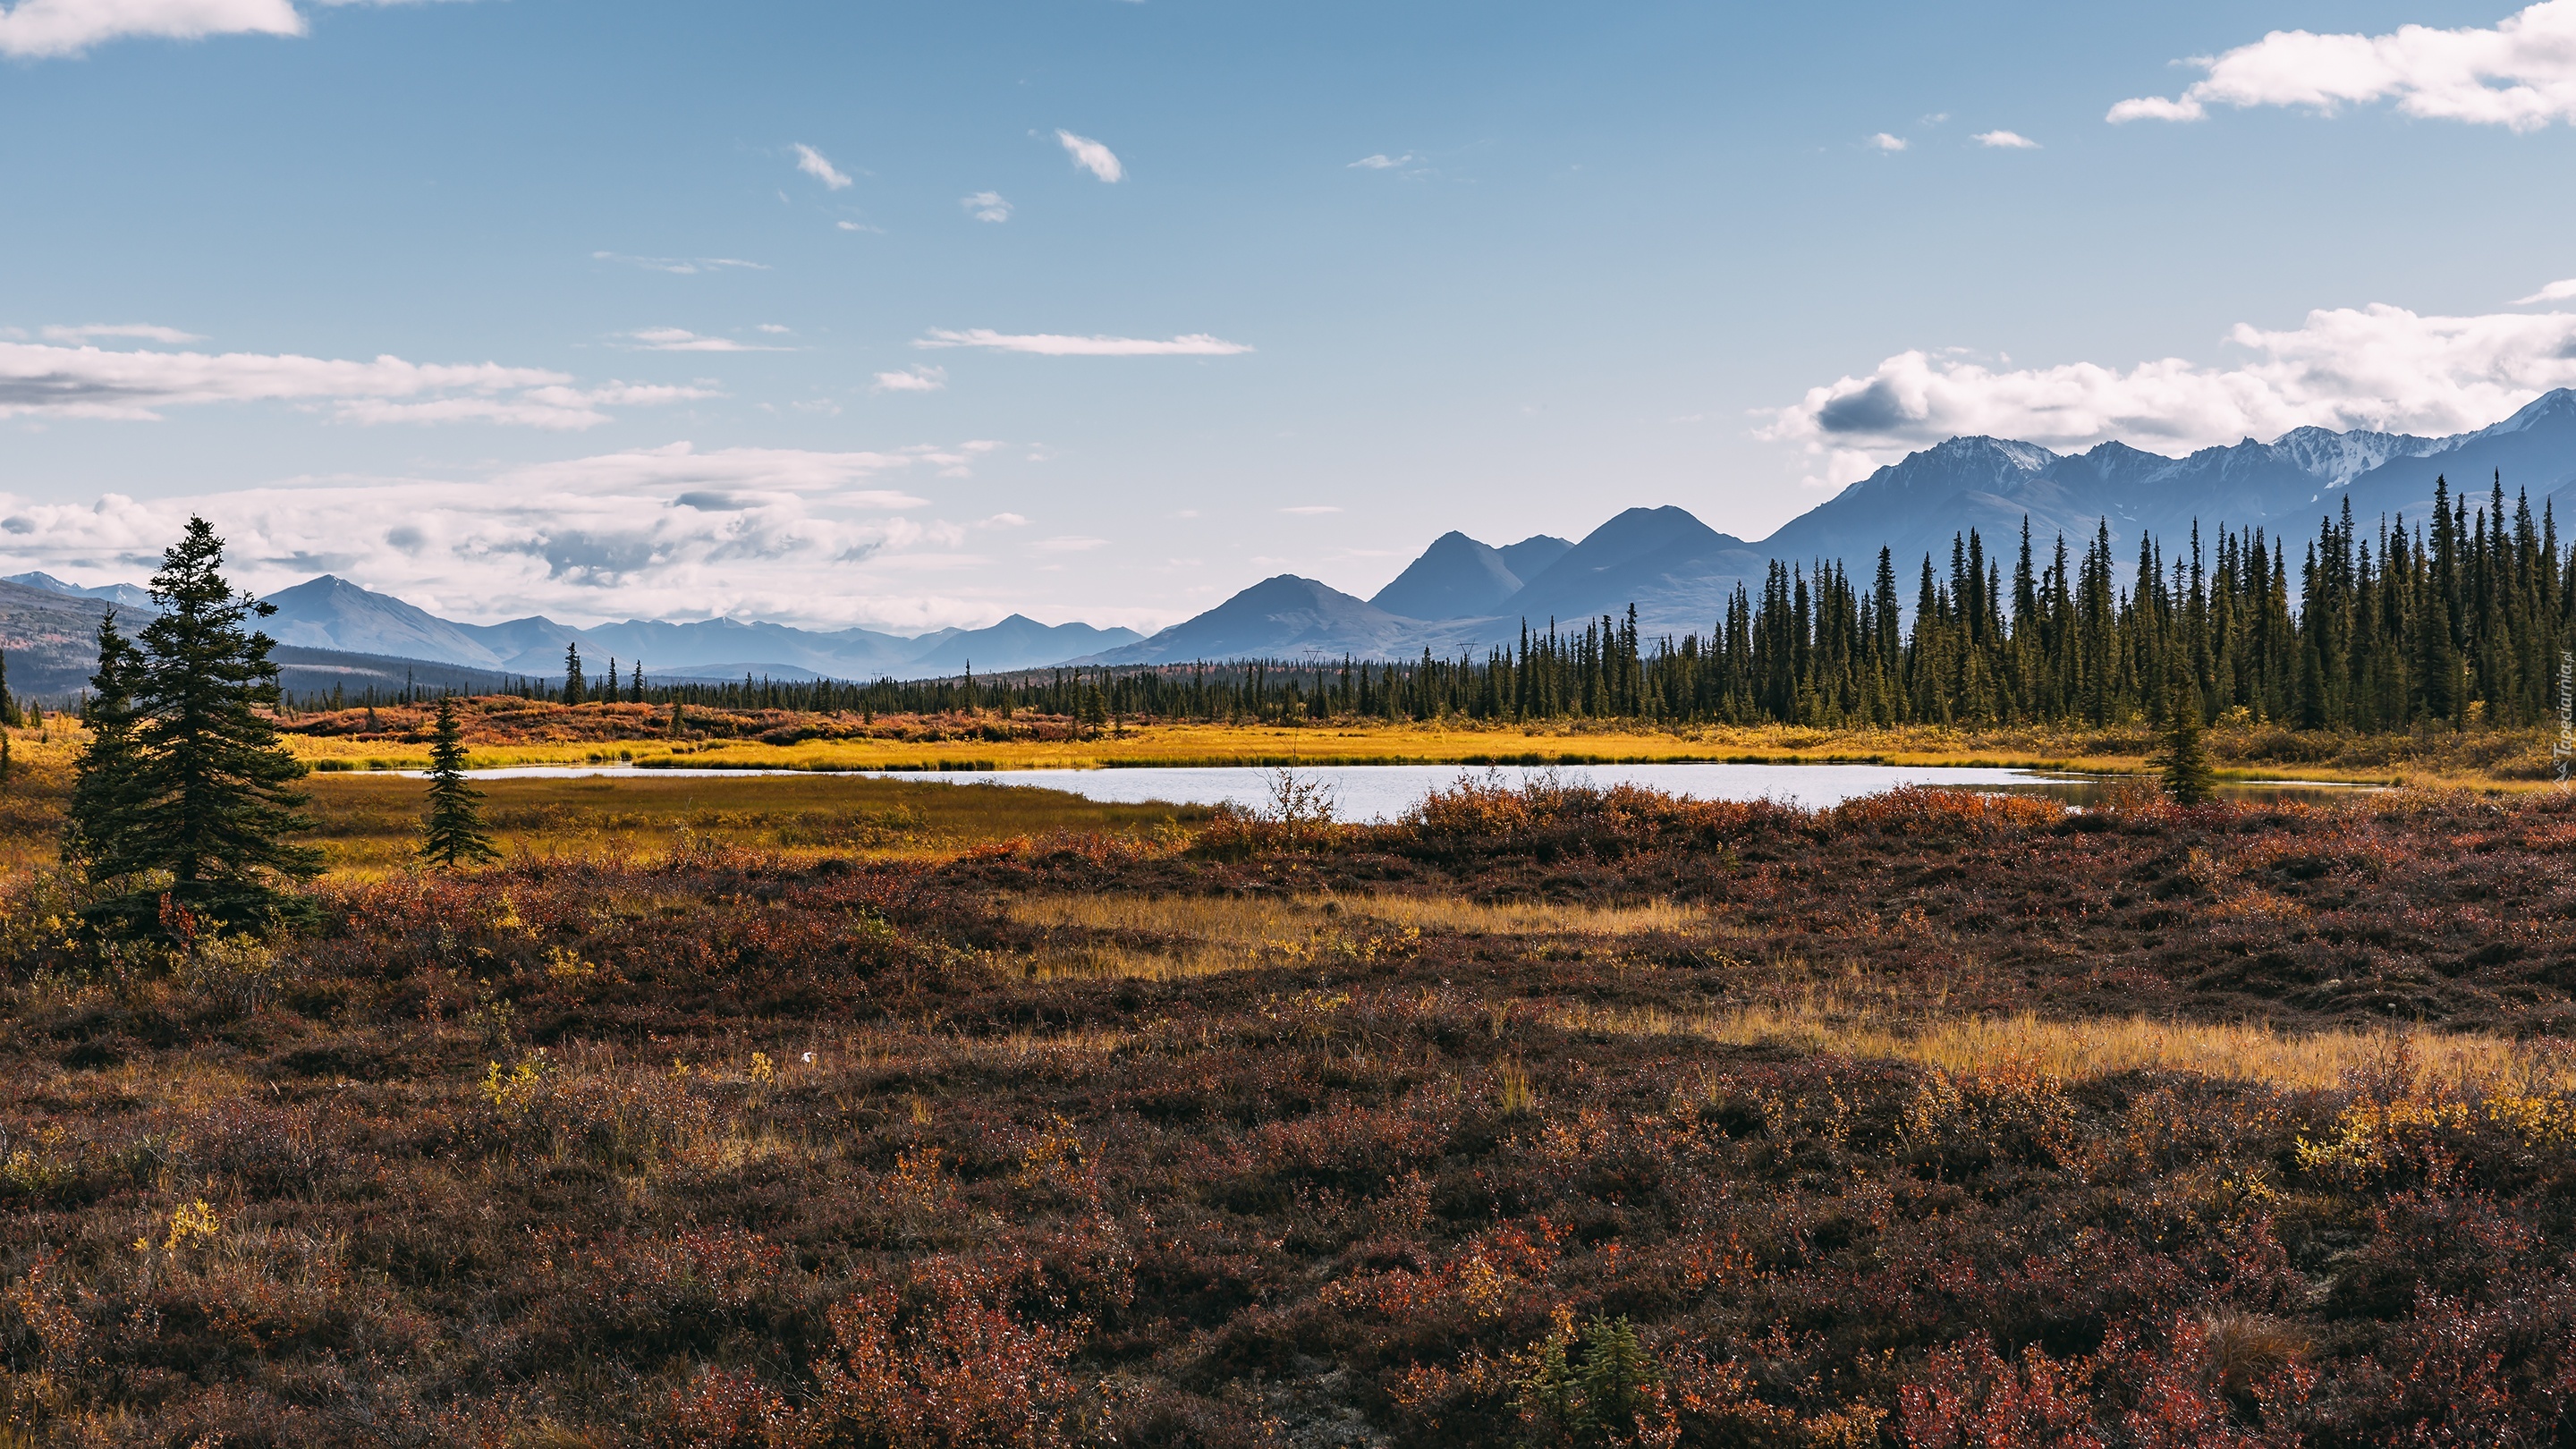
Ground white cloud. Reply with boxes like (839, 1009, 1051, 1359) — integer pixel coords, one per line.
(2517, 278, 2576, 303)
(42, 323, 207, 344)
(913, 328, 1253, 357)
(1868, 132, 1909, 151)
(0, 440, 1034, 631)
(835, 219, 884, 233)
(591, 252, 769, 275)
(1278, 505, 1343, 515)
(791, 142, 852, 190)
(0, 0, 301, 58)
(1032, 535, 1109, 553)
(1054, 130, 1123, 182)
(0, 0, 483, 59)
(1973, 130, 2041, 148)
(1762, 299, 2576, 483)
(0, 339, 710, 429)
(871, 366, 946, 394)
(960, 191, 1013, 223)
(1349, 153, 1416, 169)
(979, 513, 1028, 528)
(756, 324, 791, 335)
(2109, 1, 2576, 130)
(622, 327, 781, 353)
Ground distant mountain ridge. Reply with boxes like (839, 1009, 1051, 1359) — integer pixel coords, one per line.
(1081, 388, 2576, 664)
(11, 389, 2574, 687)
(176, 576, 1139, 680)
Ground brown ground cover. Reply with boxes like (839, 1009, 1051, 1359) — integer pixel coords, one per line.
(2, 782, 2575, 1445)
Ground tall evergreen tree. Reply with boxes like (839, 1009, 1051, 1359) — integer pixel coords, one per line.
(419, 696, 499, 869)
(89, 520, 323, 930)
(0, 645, 17, 727)
(564, 642, 586, 705)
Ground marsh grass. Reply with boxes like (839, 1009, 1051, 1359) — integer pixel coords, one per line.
(293, 773, 1213, 875)
(264, 703, 2564, 788)
(1003, 891, 1713, 981)
(1551, 998, 2576, 1095)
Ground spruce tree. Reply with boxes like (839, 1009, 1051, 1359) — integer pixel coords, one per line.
(2159, 683, 2216, 806)
(64, 611, 152, 877)
(0, 645, 16, 727)
(94, 520, 324, 930)
(564, 642, 586, 705)
(419, 696, 499, 869)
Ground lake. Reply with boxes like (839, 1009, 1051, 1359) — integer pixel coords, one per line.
(407, 760, 2371, 820)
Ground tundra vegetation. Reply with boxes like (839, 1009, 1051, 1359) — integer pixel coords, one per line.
(0, 747, 2573, 1444)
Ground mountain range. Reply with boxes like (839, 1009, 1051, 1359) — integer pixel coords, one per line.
(7, 388, 2574, 693)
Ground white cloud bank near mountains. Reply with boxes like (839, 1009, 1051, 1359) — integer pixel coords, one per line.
(1765, 299, 2576, 485)
(0, 337, 711, 428)
(2110, 0, 2576, 130)
(0, 442, 1046, 631)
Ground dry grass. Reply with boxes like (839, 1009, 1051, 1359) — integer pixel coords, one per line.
(1001, 891, 1713, 981)
(261, 710, 2563, 787)
(1548, 998, 2576, 1095)
(299, 773, 1211, 876)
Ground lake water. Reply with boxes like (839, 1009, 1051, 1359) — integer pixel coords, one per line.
(401, 760, 2371, 820)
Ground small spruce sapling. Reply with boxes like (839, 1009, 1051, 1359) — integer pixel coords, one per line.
(2160, 682, 2216, 806)
(419, 695, 499, 869)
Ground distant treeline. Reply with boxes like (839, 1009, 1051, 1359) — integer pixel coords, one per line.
(264, 475, 2572, 732)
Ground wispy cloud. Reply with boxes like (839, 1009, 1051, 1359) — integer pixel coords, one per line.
(0, 338, 711, 429)
(1348, 152, 1417, 169)
(1763, 297, 2576, 484)
(1868, 132, 1909, 151)
(2110, 2, 2576, 130)
(960, 191, 1013, 223)
(1973, 130, 2041, 148)
(1032, 535, 1109, 553)
(1278, 505, 1343, 515)
(1055, 130, 1123, 182)
(621, 327, 783, 353)
(791, 142, 853, 190)
(591, 252, 769, 275)
(914, 328, 1253, 357)
(41, 323, 207, 344)
(2516, 278, 2576, 303)
(871, 366, 946, 394)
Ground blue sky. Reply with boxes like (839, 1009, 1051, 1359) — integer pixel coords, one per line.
(5, 0, 2576, 631)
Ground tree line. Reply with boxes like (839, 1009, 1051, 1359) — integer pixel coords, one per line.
(63, 474, 2575, 735)
(587, 474, 2563, 733)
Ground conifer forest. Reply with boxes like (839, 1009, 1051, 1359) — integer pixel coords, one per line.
(449, 479, 2576, 737)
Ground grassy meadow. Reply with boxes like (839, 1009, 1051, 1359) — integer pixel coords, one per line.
(108, 693, 2559, 787)
(4, 707, 2576, 1443)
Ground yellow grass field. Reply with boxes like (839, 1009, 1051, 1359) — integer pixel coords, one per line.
(263, 711, 2556, 789)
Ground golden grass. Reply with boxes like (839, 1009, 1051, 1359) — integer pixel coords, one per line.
(291, 773, 1212, 877)
(1547, 999, 2576, 1095)
(1001, 891, 1713, 981)
(250, 713, 2554, 789)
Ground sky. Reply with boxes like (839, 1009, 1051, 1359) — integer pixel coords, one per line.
(4, 0, 2576, 634)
